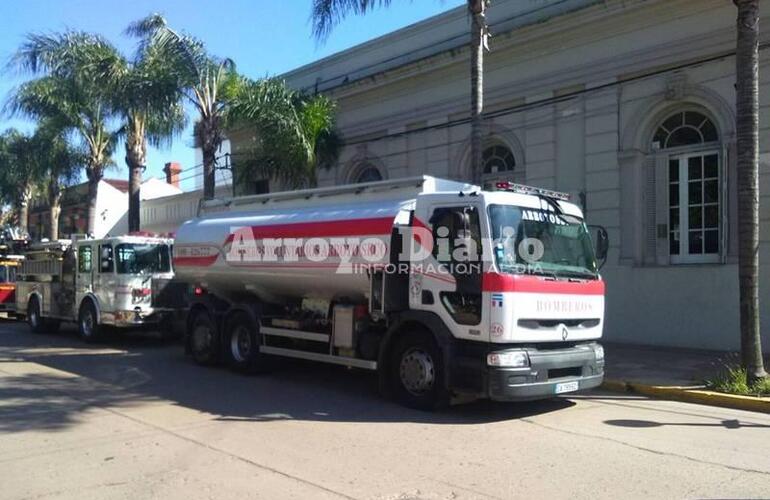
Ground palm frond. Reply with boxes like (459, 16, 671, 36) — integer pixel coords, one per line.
(311, 0, 394, 40)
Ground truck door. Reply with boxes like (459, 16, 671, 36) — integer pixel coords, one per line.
(412, 204, 485, 340)
(96, 244, 115, 313)
(76, 244, 94, 312)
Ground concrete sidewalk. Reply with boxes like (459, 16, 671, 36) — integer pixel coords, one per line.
(601, 342, 770, 414)
(603, 342, 730, 388)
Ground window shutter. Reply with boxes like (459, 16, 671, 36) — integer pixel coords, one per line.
(654, 155, 670, 265)
(643, 156, 657, 265)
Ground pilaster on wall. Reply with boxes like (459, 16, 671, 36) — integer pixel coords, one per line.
(524, 105, 556, 188)
(583, 87, 621, 261)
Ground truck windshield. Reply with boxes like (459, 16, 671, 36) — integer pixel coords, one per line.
(488, 204, 598, 278)
(116, 244, 171, 274)
(0, 265, 7, 283)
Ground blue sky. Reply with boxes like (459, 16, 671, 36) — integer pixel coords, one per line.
(0, 0, 465, 190)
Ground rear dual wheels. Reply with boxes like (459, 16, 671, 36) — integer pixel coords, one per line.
(389, 330, 450, 411)
(188, 310, 269, 373)
(224, 312, 269, 374)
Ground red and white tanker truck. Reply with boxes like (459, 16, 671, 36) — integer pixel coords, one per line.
(173, 176, 608, 409)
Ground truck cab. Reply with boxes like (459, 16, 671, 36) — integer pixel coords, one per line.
(0, 255, 22, 318)
(403, 183, 606, 401)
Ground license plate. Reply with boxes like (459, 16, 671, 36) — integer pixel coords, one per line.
(554, 381, 579, 394)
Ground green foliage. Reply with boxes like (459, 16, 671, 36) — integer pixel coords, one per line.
(6, 30, 123, 178)
(707, 360, 770, 397)
(311, 0, 394, 40)
(225, 77, 338, 187)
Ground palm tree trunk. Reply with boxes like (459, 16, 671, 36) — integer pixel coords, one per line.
(85, 165, 102, 236)
(735, 0, 767, 383)
(47, 178, 62, 241)
(126, 130, 146, 233)
(469, 0, 487, 186)
(49, 196, 61, 241)
(17, 190, 30, 236)
(196, 116, 221, 200)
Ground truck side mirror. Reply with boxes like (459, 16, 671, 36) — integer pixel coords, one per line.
(589, 225, 609, 269)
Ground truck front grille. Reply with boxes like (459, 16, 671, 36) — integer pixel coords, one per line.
(548, 367, 582, 379)
(518, 318, 600, 329)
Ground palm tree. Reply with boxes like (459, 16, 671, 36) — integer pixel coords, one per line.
(734, 0, 767, 383)
(225, 77, 339, 188)
(311, 0, 490, 184)
(7, 32, 123, 234)
(0, 129, 46, 235)
(117, 26, 186, 232)
(34, 123, 83, 240)
(127, 15, 238, 200)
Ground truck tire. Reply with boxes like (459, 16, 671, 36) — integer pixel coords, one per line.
(223, 311, 269, 374)
(78, 301, 101, 343)
(389, 330, 450, 411)
(27, 297, 45, 334)
(188, 311, 219, 365)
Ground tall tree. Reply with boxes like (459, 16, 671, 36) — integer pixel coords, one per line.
(734, 0, 767, 383)
(118, 24, 186, 232)
(311, 0, 490, 184)
(128, 15, 238, 200)
(225, 77, 339, 188)
(0, 129, 45, 235)
(7, 32, 122, 234)
(34, 123, 83, 240)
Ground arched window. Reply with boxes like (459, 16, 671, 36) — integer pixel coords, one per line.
(482, 145, 515, 175)
(653, 110, 721, 263)
(652, 111, 718, 149)
(481, 144, 516, 186)
(353, 165, 383, 183)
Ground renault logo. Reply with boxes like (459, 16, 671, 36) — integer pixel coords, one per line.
(561, 325, 569, 341)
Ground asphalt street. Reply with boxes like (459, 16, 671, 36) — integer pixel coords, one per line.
(0, 320, 769, 500)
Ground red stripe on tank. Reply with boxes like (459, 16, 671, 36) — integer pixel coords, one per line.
(223, 216, 395, 244)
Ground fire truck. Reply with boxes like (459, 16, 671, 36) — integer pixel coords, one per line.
(0, 252, 23, 318)
(16, 235, 177, 341)
(173, 176, 609, 409)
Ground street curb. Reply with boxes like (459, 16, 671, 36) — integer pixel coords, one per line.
(601, 379, 770, 414)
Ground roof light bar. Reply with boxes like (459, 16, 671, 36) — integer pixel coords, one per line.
(494, 181, 571, 201)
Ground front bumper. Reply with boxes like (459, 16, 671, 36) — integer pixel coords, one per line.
(487, 344, 604, 401)
(449, 341, 604, 401)
(110, 308, 174, 327)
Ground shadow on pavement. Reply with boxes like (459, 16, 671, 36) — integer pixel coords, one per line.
(604, 418, 770, 429)
(0, 322, 575, 433)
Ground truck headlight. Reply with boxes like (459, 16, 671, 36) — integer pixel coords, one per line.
(593, 344, 605, 364)
(487, 351, 529, 368)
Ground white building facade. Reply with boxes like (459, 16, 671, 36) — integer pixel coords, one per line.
(232, 0, 770, 352)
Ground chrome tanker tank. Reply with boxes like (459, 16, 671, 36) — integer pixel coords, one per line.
(173, 177, 473, 303)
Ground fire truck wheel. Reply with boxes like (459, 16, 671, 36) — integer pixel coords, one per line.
(390, 330, 450, 411)
(224, 312, 268, 374)
(189, 311, 218, 366)
(27, 297, 45, 334)
(78, 301, 101, 343)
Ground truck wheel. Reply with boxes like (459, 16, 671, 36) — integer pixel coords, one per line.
(389, 330, 450, 411)
(78, 301, 101, 343)
(27, 297, 45, 334)
(188, 311, 218, 365)
(224, 312, 269, 374)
